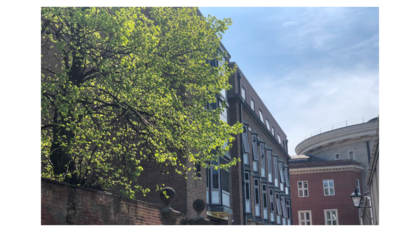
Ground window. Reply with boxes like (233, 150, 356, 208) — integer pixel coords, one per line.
(284, 167, 290, 188)
(281, 196, 287, 219)
(334, 153, 340, 160)
(260, 143, 266, 177)
(210, 159, 220, 204)
(277, 135, 282, 144)
(273, 156, 279, 187)
(266, 119, 270, 130)
(220, 89, 226, 99)
(271, 127, 275, 136)
(279, 162, 285, 191)
(244, 172, 251, 213)
(269, 189, 275, 222)
(251, 99, 255, 111)
(195, 163, 201, 177)
(356, 179, 360, 193)
(254, 179, 260, 217)
(275, 193, 282, 224)
(241, 86, 246, 100)
(323, 180, 335, 196)
(262, 184, 268, 219)
(324, 209, 339, 225)
(251, 134, 259, 172)
(286, 200, 291, 225)
(298, 181, 309, 197)
(267, 150, 273, 183)
(348, 150, 355, 160)
(259, 110, 263, 122)
(242, 126, 250, 165)
(220, 158, 230, 207)
(298, 211, 312, 225)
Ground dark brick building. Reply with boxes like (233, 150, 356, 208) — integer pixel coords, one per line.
(289, 155, 363, 225)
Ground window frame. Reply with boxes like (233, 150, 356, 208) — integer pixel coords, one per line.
(323, 179, 335, 196)
(297, 181, 309, 197)
(244, 172, 251, 213)
(241, 86, 246, 100)
(251, 99, 255, 111)
(259, 110, 263, 122)
(271, 126, 275, 136)
(254, 178, 261, 217)
(334, 153, 340, 160)
(348, 150, 355, 160)
(298, 210, 312, 225)
(324, 209, 339, 225)
(266, 118, 270, 130)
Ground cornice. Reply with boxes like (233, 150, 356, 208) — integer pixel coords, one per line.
(289, 164, 365, 175)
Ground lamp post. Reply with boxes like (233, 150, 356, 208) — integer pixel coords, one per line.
(350, 187, 374, 225)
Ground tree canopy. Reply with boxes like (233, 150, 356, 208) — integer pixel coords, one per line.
(41, 7, 242, 198)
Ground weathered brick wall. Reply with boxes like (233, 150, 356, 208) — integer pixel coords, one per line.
(41, 178, 163, 225)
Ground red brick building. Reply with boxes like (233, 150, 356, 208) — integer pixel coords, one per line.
(289, 156, 363, 225)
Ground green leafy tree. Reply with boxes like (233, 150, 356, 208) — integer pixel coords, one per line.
(41, 7, 242, 198)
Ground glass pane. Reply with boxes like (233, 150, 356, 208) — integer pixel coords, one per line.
(300, 213, 304, 219)
(333, 221, 337, 225)
(213, 170, 219, 188)
(306, 213, 310, 220)
(221, 169, 229, 192)
(245, 183, 250, 199)
(304, 182, 308, 188)
(332, 211, 337, 219)
(263, 193, 267, 207)
(244, 153, 249, 165)
(326, 212, 331, 219)
(245, 172, 249, 180)
(298, 190, 302, 197)
(324, 188, 329, 195)
(298, 182, 302, 188)
(255, 189, 259, 204)
(307, 222, 311, 225)
(329, 180, 334, 187)
(304, 190, 308, 196)
(301, 222, 305, 225)
(323, 180, 328, 187)
(330, 188, 334, 195)
(327, 221, 331, 225)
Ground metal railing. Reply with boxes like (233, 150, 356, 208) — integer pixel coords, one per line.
(302, 114, 378, 141)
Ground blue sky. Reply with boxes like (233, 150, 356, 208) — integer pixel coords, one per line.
(200, 7, 379, 155)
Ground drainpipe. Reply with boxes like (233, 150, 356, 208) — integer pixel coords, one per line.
(237, 71, 247, 225)
(366, 141, 371, 164)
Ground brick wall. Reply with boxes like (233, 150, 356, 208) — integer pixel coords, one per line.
(41, 178, 163, 225)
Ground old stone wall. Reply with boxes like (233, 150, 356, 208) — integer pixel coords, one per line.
(41, 178, 163, 225)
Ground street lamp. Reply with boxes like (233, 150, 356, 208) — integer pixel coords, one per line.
(350, 187, 362, 207)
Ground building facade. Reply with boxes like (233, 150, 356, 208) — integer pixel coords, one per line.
(289, 156, 364, 225)
(292, 117, 378, 225)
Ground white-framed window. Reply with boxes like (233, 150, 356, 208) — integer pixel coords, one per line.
(277, 135, 281, 144)
(323, 179, 335, 196)
(251, 99, 255, 111)
(334, 153, 340, 160)
(275, 193, 281, 224)
(244, 172, 251, 213)
(266, 119, 270, 130)
(267, 150, 272, 182)
(251, 134, 259, 172)
(260, 143, 266, 178)
(348, 150, 355, 160)
(298, 181, 309, 197)
(271, 127, 275, 136)
(241, 86, 246, 100)
(254, 178, 260, 217)
(298, 210, 312, 225)
(262, 184, 268, 219)
(356, 179, 360, 193)
(269, 188, 275, 222)
(220, 89, 226, 99)
(259, 110, 263, 122)
(324, 209, 339, 225)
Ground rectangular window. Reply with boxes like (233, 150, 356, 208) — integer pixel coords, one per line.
(271, 127, 275, 136)
(241, 86, 246, 100)
(277, 135, 282, 144)
(281, 196, 287, 218)
(269, 189, 275, 222)
(221, 158, 230, 207)
(195, 163, 201, 177)
(273, 156, 279, 187)
(323, 180, 335, 196)
(251, 99, 255, 111)
(220, 89, 226, 99)
(243, 153, 249, 165)
(279, 162, 285, 191)
(244, 172, 251, 213)
(284, 167, 290, 187)
(298, 181, 309, 197)
(324, 209, 339, 225)
(266, 119, 270, 130)
(335, 153, 340, 160)
(298, 211, 312, 225)
(275, 193, 281, 224)
(242, 126, 250, 153)
(259, 110, 263, 122)
(254, 179, 260, 217)
(356, 179, 360, 193)
(348, 150, 355, 160)
(286, 200, 291, 223)
(267, 150, 272, 183)
(251, 134, 259, 172)
(260, 143, 266, 177)
(262, 184, 268, 219)
(211, 159, 220, 204)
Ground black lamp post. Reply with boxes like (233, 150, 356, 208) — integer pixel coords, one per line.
(350, 187, 362, 208)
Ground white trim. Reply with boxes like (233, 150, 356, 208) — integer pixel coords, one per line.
(297, 181, 309, 197)
(324, 209, 339, 225)
(289, 164, 364, 175)
(348, 150, 355, 160)
(323, 179, 335, 196)
(298, 210, 312, 225)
